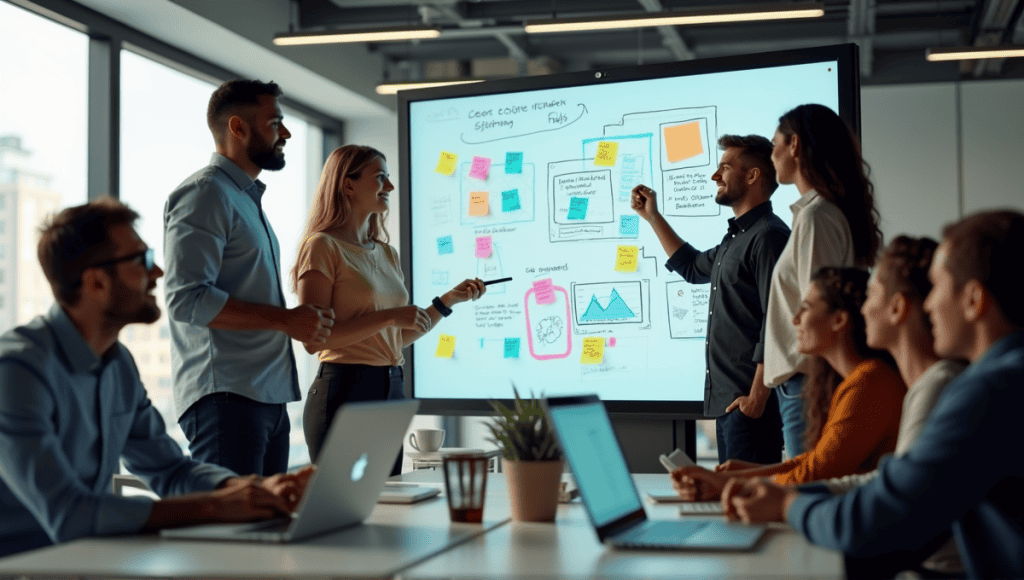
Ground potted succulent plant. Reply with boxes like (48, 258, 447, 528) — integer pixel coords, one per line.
(484, 387, 564, 522)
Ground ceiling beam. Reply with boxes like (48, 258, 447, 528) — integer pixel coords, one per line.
(635, 0, 695, 61)
(848, 0, 876, 78)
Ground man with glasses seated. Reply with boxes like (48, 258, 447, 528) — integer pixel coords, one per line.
(0, 198, 312, 557)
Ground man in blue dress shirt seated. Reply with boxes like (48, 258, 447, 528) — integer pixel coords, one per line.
(0, 199, 313, 557)
(717, 209, 1024, 579)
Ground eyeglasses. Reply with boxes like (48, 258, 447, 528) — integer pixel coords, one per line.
(87, 248, 156, 272)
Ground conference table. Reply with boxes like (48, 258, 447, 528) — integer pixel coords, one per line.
(0, 471, 842, 579)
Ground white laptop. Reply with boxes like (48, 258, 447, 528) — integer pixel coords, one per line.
(161, 399, 418, 543)
(542, 394, 766, 551)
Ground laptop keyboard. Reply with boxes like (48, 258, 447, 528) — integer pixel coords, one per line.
(615, 521, 709, 548)
(678, 501, 724, 515)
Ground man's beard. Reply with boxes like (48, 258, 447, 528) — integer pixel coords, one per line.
(105, 278, 161, 326)
(249, 135, 286, 171)
(715, 187, 739, 207)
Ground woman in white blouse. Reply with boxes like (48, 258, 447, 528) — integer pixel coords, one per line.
(763, 104, 883, 458)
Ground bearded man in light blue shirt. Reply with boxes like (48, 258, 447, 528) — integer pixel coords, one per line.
(164, 80, 334, 475)
(0, 199, 312, 557)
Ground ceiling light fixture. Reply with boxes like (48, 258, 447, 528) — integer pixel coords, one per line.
(925, 45, 1024, 61)
(274, 25, 440, 46)
(375, 79, 486, 95)
(524, 2, 825, 34)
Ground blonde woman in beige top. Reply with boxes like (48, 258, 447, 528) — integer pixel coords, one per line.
(762, 104, 883, 458)
(291, 145, 484, 473)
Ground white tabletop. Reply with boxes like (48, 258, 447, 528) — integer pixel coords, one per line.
(395, 472, 843, 580)
(0, 472, 841, 579)
(0, 488, 507, 579)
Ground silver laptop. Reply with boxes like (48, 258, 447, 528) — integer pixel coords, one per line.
(542, 394, 766, 551)
(161, 399, 418, 543)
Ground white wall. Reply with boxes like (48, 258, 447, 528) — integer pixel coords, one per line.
(862, 79, 1024, 244)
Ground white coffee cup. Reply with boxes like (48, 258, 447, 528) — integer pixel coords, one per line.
(409, 428, 445, 453)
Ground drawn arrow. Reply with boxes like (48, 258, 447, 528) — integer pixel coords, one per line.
(460, 104, 588, 145)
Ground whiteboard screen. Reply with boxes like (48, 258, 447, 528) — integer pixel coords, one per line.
(400, 45, 858, 414)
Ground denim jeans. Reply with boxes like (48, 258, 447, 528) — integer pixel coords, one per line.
(303, 363, 405, 476)
(179, 392, 290, 476)
(715, 388, 784, 464)
(776, 373, 806, 460)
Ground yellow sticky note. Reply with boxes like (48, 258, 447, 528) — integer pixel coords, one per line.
(580, 336, 605, 364)
(664, 121, 704, 163)
(435, 151, 457, 176)
(436, 334, 456, 359)
(594, 141, 619, 166)
(469, 191, 490, 216)
(615, 245, 639, 273)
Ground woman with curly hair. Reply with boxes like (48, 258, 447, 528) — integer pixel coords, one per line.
(670, 267, 906, 496)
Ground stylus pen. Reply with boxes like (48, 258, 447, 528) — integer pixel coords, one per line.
(483, 277, 513, 285)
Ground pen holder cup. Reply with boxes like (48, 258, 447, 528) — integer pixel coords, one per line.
(442, 453, 489, 523)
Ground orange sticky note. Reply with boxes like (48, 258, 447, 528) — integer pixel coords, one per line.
(580, 336, 605, 364)
(435, 151, 457, 175)
(469, 191, 490, 216)
(436, 334, 456, 359)
(614, 245, 639, 273)
(664, 121, 704, 163)
(594, 141, 619, 167)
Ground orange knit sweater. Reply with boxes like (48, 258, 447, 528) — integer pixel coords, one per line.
(760, 359, 906, 485)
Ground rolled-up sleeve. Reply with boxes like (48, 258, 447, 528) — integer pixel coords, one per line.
(120, 393, 236, 497)
(163, 177, 232, 327)
(665, 242, 717, 284)
(0, 361, 153, 541)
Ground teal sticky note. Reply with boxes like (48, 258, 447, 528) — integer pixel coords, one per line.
(504, 337, 521, 358)
(505, 152, 523, 174)
(437, 235, 454, 255)
(620, 215, 639, 237)
(502, 189, 521, 212)
(568, 197, 588, 220)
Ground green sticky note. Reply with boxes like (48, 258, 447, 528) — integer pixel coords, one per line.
(504, 337, 521, 358)
(568, 197, 588, 220)
(502, 189, 521, 212)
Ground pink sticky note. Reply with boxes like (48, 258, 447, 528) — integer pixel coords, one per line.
(533, 278, 556, 305)
(608, 337, 617, 347)
(469, 156, 491, 180)
(475, 235, 493, 258)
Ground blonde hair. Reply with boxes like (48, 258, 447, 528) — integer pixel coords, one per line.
(291, 145, 390, 292)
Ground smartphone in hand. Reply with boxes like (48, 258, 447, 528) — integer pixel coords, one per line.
(658, 448, 696, 472)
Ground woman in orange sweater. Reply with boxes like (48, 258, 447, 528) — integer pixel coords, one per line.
(673, 267, 906, 498)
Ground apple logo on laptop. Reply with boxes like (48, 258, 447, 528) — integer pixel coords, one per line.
(351, 452, 369, 482)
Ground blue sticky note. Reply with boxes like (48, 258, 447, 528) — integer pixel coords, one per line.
(568, 197, 589, 220)
(437, 235, 454, 255)
(620, 215, 639, 237)
(505, 152, 523, 174)
(502, 189, 521, 212)
(504, 337, 521, 359)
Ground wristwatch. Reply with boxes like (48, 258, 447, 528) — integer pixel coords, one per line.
(432, 296, 453, 317)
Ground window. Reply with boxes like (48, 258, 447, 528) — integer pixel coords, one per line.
(120, 49, 322, 467)
(0, 2, 88, 333)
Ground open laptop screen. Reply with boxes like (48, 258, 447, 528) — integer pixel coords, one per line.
(546, 399, 643, 528)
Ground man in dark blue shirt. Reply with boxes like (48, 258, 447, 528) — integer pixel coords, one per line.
(721, 210, 1024, 579)
(632, 135, 790, 463)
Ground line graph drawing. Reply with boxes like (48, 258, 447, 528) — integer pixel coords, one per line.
(571, 281, 648, 327)
(579, 289, 635, 322)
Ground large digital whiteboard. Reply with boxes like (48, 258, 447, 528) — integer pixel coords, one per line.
(399, 45, 859, 415)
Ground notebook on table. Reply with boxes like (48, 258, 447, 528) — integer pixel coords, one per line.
(161, 399, 418, 543)
(542, 394, 765, 551)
